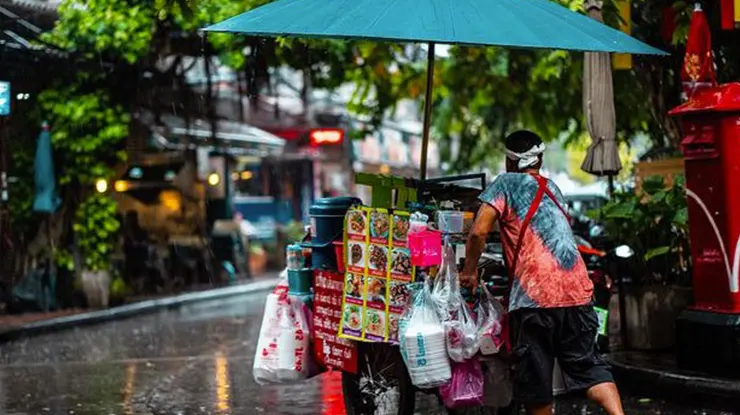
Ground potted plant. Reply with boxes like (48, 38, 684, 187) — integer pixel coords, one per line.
(594, 175, 692, 350)
(73, 194, 121, 308)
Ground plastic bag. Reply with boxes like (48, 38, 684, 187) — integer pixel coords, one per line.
(399, 280, 452, 389)
(480, 355, 513, 408)
(253, 274, 315, 384)
(439, 359, 485, 409)
(476, 284, 506, 355)
(432, 244, 479, 362)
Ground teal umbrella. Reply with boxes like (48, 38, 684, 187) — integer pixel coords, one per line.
(204, 0, 668, 179)
(32, 122, 60, 213)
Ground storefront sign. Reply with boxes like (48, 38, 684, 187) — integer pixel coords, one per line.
(0, 82, 10, 116)
(339, 207, 414, 344)
(313, 270, 358, 373)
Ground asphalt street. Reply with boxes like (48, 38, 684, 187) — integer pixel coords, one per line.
(0, 291, 735, 415)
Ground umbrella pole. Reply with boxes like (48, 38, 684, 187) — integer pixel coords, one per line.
(419, 42, 435, 182)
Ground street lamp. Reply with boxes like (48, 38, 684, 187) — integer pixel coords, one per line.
(95, 178, 108, 193)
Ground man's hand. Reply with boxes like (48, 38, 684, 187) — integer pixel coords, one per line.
(460, 270, 479, 291)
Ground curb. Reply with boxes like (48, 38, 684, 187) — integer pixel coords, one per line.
(606, 353, 740, 409)
(0, 278, 278, 342)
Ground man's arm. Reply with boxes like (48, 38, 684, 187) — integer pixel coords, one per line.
(460, 204, 499, 289)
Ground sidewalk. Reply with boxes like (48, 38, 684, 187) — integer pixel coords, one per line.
(0, 272, 279, 342)
(607, 351, 740, 408)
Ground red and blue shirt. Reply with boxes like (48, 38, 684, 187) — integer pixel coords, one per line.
(480, 173, 593, 311)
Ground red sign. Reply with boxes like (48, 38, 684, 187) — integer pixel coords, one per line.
(313, 270, 358, 373)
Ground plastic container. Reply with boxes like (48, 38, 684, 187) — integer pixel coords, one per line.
(287, 268, 313, 294)
(333, 241, 346, 273)
(463, 212, 475, 233)
(307, 197, 361, 271)
(408, 230, 442, 267)
(286, 244, 304, 270)
(437, 211, 464, 234)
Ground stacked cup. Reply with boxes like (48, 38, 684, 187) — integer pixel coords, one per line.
(402, 321, 452, 388)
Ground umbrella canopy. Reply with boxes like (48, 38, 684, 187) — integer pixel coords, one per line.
(581, 0, 620, 177)
(204, 0, 666, 54)
(204, 0, 667, 180)
(32, 122, 60, 213)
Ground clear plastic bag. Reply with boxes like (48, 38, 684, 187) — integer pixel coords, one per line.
(476, 284, 506, 355)
(432, 244, 479, 362)
(439, 359, 485, 409)
(480, 355, 513, 408)
(399, 280, 452, 389)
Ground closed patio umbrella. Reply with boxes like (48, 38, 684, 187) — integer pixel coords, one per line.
(581, 0, 621, 178)
(204, 0, 667, 180)
(32, 122, 60, 213)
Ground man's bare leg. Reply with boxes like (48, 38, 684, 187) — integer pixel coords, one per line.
(586, 382, 625, 415)
(525, 403, 553, 415)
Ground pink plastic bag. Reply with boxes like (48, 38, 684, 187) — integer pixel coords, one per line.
(439, 359, 485, 409)
(408, 229, 442, 266)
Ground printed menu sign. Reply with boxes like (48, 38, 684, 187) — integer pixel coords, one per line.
(339, 207, 414, 344)
(313, 270, 358, 373)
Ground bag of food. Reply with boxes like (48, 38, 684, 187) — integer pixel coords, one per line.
(253, 277, 290, 385)
(477, 284, 506, 355)
(439, 359, 485, 409)
(399, 280, 452, 389)
(480, 355, 513, 408)
(432, 244, 479, 362)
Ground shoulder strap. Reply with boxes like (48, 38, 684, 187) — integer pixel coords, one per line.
(510, 175, 547, 275)
(509, 174, 570, 275)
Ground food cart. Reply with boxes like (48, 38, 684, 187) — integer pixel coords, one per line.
(204, 1, 667, 414)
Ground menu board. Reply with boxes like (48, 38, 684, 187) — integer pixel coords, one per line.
(313, 270, 358, 373)
(339, 207, 414, 344)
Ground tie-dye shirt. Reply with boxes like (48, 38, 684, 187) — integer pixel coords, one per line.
(479, 173, 593, 311)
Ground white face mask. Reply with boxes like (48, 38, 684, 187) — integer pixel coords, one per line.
(504, 143, 546, 169)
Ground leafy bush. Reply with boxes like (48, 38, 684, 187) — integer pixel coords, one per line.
(73, 194, 121, 272)
(593, 175, 690, 285)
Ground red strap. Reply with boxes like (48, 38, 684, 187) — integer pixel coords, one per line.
(509, 174, 569, 278)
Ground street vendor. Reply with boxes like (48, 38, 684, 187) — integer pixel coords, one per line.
(460, 130, 625, 415)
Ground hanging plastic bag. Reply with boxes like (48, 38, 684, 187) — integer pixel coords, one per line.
(399, 280, 452, 389)
(477, 284, 506, 355)
(480, 355, 513, 408)
(276, 294, 313, 382)
(439, 359, 485, 409)
(253, 277, 291, 385)
(432, 244, 479, 362)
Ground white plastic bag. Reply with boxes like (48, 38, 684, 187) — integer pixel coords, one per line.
(253, 278, 290, 385)
(253, 273, 314, 384)
(399, 279, 452, 388)
(476, 284, 506, 355)
(276, 295, 312, 381)
(432, 244, 479, 362)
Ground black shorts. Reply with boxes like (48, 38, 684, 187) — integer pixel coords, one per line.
(509, 305, 613, 404)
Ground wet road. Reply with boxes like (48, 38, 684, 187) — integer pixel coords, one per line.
(0, 291, 735, 415)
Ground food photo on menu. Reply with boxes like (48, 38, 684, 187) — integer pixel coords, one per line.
(341, 303, 363, 337)
(389, 281, 410, 309)
(370, 211, 390, 241)
(344, 273, 363, 299)
(368, 245, 389, 275)
(391, 247, 412, 276)
(364, 308, 386, 341)
(388, 313, 400, 342)
(392, 215, 410, 243)
(347, 210, 367, 236)
(365, 277, 387, 304)
(348, 242, 365, 270)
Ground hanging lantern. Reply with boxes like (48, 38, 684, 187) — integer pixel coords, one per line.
(681, 3, 716, 101)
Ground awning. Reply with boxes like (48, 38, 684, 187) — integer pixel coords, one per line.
(138, 112, 285, 157)
(0, 4, 62, 56)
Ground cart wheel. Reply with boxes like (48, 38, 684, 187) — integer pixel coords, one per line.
(342, 343, 416, 415)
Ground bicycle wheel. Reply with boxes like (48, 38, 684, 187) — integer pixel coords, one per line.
(342, 342, 416, 415)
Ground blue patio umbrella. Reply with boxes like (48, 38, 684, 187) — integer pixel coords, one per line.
(32, 122, 60, 213)
(204, 0, 668, 179)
